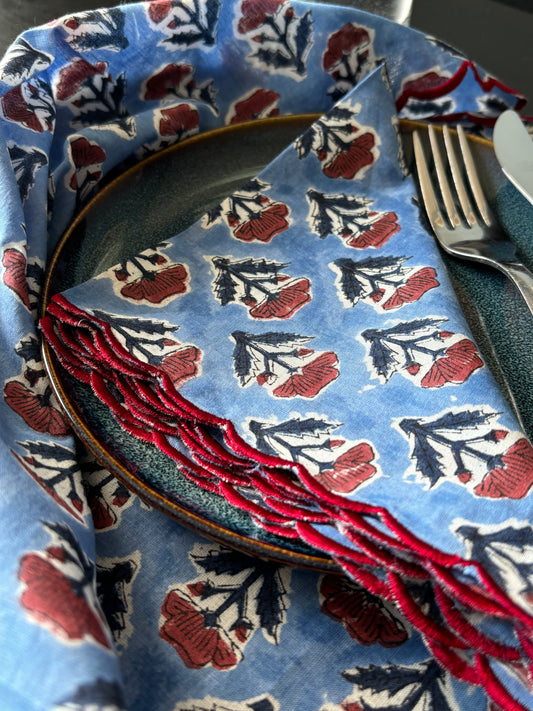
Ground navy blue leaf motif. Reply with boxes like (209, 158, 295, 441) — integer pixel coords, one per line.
(44, 522, 94, 590)
(62, 8, 129, 51)
(250, 416, 336, 441)
(255, 567, 288, 639)
(296, 109, 362, 162)
(232, 336, 254, 382)
(8, 142, 47, 203)
(159, 0, 220, 47)
(14, 334, 42, 363)
(209, 257, 310, 319)
(294, 9, 313, 59)
(183, 544, 290, 647)
(399, 408, 501, 488)
(213, 262, 238, 306)
(15, 443, 84, 515)
(231, 330, 312, 386)
(293, 125, 314, 159)
(2, 77, 56, 132)
(91, 310, 185, 367)
(211, 257, 284, 306)
(247, 416, 373, 490)
(26, 260, 44, 283)
(244, 4, 313, 77)
(20, 439, 80, 466)
(0, 38, 53, 84)
(343, 659, 455, 711)
(249, 415, 338, 462)
(92, 310, 177, 337)
(56, 678, 126, 711)
(192, 547, 255, 577)
(308, 189, 399, 248)
(309, 190, 373, 227)
(407, 424, 445, 487)
(334, 259, 366, 304)
(241, 178, 266, 193)
(331, 255, 408, 307)
(455, 522, 533, 603)
(96, 558, 137, 641)
(204, 0, 221, 33)
(361, 317, 448, 382)
(367, 336, 398, 382)
(328, 106, 359, 122)
(201, 178, 290, 244)
(205, 203, 223, 224)
(248, 699, 277, 711)
(254, 48, 293, 71)
(70, 70, 135, 138)
(402, 97, 454, 121)
(420, 409, 493, 432)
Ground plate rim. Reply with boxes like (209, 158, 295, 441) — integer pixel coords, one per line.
(41, 114, 495, 570)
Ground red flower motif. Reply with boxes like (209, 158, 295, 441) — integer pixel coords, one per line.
(382, 267, 439, 310)
(233, 201, 290, 242)
(158, 103, 199, 137)
(345, 212, 400, 249)
(144, 63, 194, 100)
(18, 553, 109, 647)
(86, 479, 131, 530)
(370, 288, 385, 302)
(120, 263, 189, 303)
(317, 442, 377, 494)
(249, 278, 311, 319)
(420, 338, 483, 388)
(147, 0, 173, 24)
(341, 703, 364, 711)
(68, 136, 106, 191)
(4, 381, 70, 436)
(88, 495, 117, 530)
(475, 438, 533, 500)
(160, 344, 201, 386)
(322, 23, 371, 72)
(1, 84, 52, 133)
(319, 574, 408, 647)
(55, 58, 108, 101)
(397, 70, 451, 110)
(160, 589, 240, 670)
(323, 132, 375, 180)
(2, 247, 30, 309)
(229, 89, 280, 124)
(273, 351, 339, 398)
(237, 0, 287, 33)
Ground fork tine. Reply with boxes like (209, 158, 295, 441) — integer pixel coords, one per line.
(442, 125, 476, 226)
(413, 129, 446, 229)
(456, 124, 493, 227)
(427, 125, 461, 228)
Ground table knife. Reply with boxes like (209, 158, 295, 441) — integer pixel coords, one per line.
(493, 109, 533, 206)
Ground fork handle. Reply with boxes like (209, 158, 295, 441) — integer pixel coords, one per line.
(500, 261, 533, 318)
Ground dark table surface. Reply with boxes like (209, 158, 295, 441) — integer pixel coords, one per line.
(1, 0, 532, 105)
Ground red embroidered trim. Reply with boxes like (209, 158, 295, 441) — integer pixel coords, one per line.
(40, 296, 533, 709)
(395, 59, 527, 126)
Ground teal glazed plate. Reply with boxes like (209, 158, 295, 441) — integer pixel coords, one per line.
(42, 116, 533, 569)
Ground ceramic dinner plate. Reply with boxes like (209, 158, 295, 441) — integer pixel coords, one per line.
(42, 115, 533, 569)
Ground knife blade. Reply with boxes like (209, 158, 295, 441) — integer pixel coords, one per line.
(493, 109, 533, 206)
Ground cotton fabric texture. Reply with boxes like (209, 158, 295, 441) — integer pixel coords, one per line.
(1, 1, 533, 710)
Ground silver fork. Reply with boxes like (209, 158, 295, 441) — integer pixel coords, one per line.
(413, 124, 533, 318)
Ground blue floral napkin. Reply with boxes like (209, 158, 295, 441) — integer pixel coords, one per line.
(3, 1, 533, 709)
